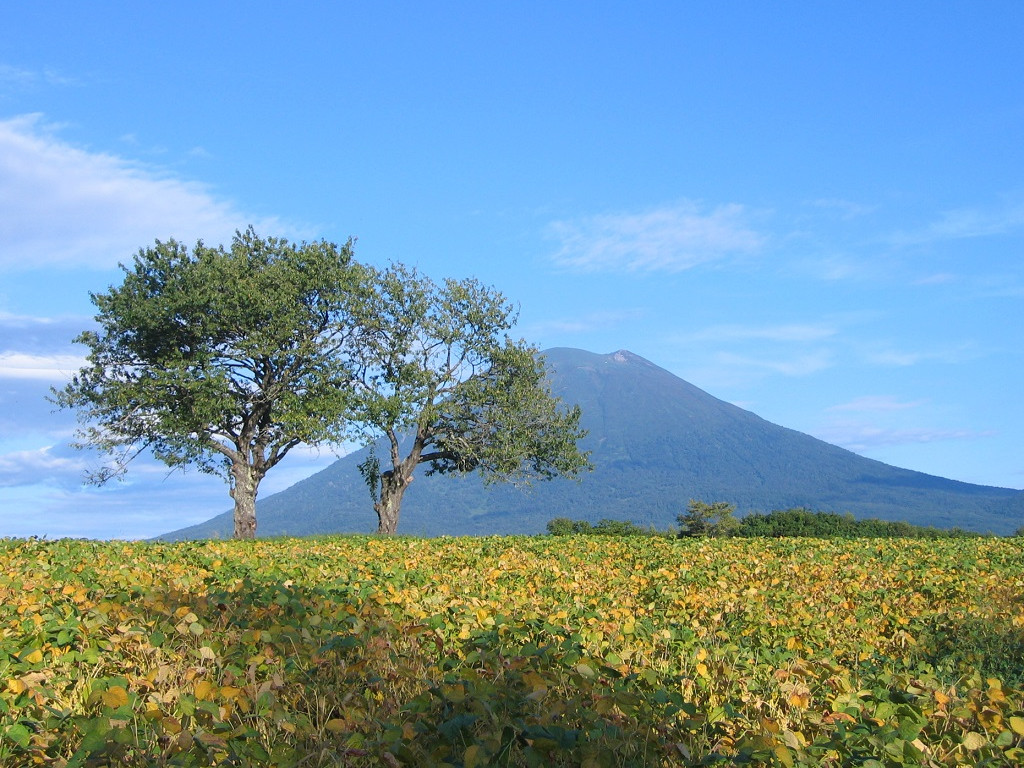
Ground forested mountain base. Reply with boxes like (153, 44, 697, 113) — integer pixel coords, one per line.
(2, 535, 1022, 766)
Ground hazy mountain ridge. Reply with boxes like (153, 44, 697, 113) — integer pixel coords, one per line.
(160, 348, 1024, 539)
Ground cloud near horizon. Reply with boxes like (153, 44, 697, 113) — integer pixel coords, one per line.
(0, 114, 293, 272)
(0, 352, 85, 380)
(548, 201, 763, 273)
(814, 423, 996, 454)
(0, 444, 88, 488)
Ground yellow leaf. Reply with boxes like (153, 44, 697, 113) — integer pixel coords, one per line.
(102, 685, 129, 708)
(194, 680, 214, 701)
(789, 691, 810, 709)
(443, 683, 466, 703)
(324, 719, 347, 734)
(962, 731, 987, 751)
(696, 662, 709, 679)
(7, 678, 27, 695)
(23, 648, 43, 664)
(464, 744, 483, 768)
(1010, 716, 1024, 736)
(774, 745, 795, 767)
(523, 671, 548, 693)
(978, 707, 1002, 729)
(219, 686, 242, 700)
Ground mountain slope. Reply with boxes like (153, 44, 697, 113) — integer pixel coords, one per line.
(160, 348, 1024, 539)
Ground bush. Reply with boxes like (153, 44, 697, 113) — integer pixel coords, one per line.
(677, 500, 738, 538)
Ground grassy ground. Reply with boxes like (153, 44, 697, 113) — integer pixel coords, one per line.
(1, 534, 1022, 766)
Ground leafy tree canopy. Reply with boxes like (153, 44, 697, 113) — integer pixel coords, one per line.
(348, 263, 592, 534)
(677, 499, 739, 538)
(52, 229, 364, 538)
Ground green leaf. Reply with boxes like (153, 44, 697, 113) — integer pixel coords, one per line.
(4, 722, 31, 748)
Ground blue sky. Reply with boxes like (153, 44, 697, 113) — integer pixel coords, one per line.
(1, 2, 1022, 539)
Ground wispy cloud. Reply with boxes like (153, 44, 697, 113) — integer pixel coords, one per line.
(889, 202, 1024, 247)
(0, 114, 298, 271)
(681, 323, 837, 344)
(714, 350, 834, 377)
(814, 424, 995, 453)
(827, 395, 925, 413)
(525, 309, 645, 337)
(0, 444, 88, 488)
(861, 342, 976, 368)
(548, 201, 763, 273)
(913, 272, 959, 286)
(0, 352, 85, 381)
(806, 198, 877, 220)
(0, 64, 77, 90)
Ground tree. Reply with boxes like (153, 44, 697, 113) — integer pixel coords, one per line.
(52, 229, 364, 539)
(348, 264, 591, 534)
(677, 499, 739, 538)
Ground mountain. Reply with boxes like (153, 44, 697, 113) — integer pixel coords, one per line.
(160, 348, 1024, 539)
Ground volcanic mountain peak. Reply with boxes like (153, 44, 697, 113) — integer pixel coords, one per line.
(159, 347, 1024, 540)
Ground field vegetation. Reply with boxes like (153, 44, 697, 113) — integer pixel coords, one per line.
(2, 535, 1023, 766)
(546, 507, 993, 540)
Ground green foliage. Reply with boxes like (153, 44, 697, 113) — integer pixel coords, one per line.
(737, 508, 987, 539)
(548, 507, 988, 542)
(546, 518, 658, 537)
(545, 517, 581, 535)
(347, 264, 591, 533)
(52, 229, 363, 537)
(2, 535, 1023, 766)
(677, 499, 739, 538)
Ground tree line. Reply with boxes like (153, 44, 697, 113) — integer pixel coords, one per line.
(548, 501, 994, 538)
(53, 229, 590, 538)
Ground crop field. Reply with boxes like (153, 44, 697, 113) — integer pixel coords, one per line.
(1, 535, 1023, 767)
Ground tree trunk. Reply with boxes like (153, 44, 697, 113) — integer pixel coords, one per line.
(375, 468, 413, 535)
(230, 462, 259, 539)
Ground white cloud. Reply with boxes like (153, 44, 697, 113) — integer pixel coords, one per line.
(0, 114, 295, 271)
(861, 342, 975, 368)
(889, 202, 1024, 247)
(827, 395, 926, 413)
(914, 272, 959, 286)
(681, 323, 837, 344)
(806, 198, 877, 220)
(525, 309, 645, 337)
(814, 423, 995, 453)
(0, 444, 88, 488)
(714, 350, 834, 377)
(0, 64, 76, 89)
(548, 200, 763, 273)
(0, 352, 85, 380)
